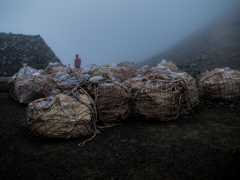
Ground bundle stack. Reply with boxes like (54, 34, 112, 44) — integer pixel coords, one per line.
(148, 59, 180, 75)
(117, 61, 137, 81)
(45, 62, 66, 75)
(131, 70, 199, 121)
(27, 86, 98, 146)
(122, 75, 149, 90)
(133, 65, 151, 77)
(87, 76, 131, 125)
(52, 67, 87, 90)
(198, 68, 240, 101)
(81, 64, 123, 82)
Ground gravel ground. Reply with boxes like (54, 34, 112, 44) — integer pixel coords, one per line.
(1, 93, 240, 180)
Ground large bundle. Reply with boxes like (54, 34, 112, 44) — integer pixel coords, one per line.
(198, 68, 240, 101)
(122, 75, 149, 90)
(81, 64, 123, 82)
(148, 59, 180, 75)
(87, 76, 131, 125)
(27, 86, 98, 145)
(133, 65, 151, 77)
(168, 71, 199, 113)
(52, 67, 87, 90)
(131, 71, 199, 121)
(117, 61, 137, 81)
(45, 62, 66, 74)
(13, 73, 55, 104)
(8, 64, 40, 100)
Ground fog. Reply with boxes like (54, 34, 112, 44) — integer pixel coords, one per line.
(0, 0, 238, 68)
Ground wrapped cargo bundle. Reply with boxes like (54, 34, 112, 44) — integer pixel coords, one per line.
(131, 70, 199, 121)
(27, 86, 98, 146)
(87, 76, 131, 125)
(122, 75, 149, 90)
(148, 59, 180, 75)
(14, 72, 55, 104)
(198, 68, 240, 101)
(81, 64, 123, 82)
(8, 64, 40, 100)
(117, 61, 137, 81)
(167, 71, 199, 113)
(53, 67, 87, 90)
(134, 65, 151, 77)
(45, 62, 66, 74)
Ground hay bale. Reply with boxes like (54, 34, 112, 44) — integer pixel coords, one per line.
(87, 77, 130, 125)
(198, 68, 240, 101)
(27, 88, 97, 141)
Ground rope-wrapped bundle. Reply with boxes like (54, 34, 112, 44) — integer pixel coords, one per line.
(27, 86, 98, 146)
(12, 73, 55, 104)
(147, 59, 180, 75)
(198, 68, 240, 101)
(45, 63, 66, 74)
(131, 71, 199, 121)
(87, 77, 131, 126)
(0, 77, 11, 93)
(131, 75, 181, 121)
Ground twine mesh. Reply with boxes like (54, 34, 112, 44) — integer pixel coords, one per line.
(0, 77, 11, 93)
(198, 69, 240, 101)
(131, 72, 199, 121)
(87, 79, 131, 126)
(14, 74, 55, 104)
(27, 85, 99, 146)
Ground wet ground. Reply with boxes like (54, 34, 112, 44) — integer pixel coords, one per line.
(0, 93, 240, 180)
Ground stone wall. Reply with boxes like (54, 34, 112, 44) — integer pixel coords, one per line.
(0, 33, 62, 76)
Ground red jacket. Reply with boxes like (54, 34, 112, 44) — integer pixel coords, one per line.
(74, 57, 81, 67)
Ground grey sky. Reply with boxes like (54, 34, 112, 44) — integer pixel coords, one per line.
(0, 0, 238, 68)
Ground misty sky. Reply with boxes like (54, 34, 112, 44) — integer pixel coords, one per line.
(0, 0, 238, 68)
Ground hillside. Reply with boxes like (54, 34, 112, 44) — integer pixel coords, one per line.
(136, 4, 240, 75)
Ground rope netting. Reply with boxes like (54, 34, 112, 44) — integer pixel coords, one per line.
(13, 74, 55, 104)
(198, 68, 240, 101)
(131, 72, 199, 121)
(87, 79, 131, 126)
(27, 85, 99, 146)
(0, 76, 11, 93)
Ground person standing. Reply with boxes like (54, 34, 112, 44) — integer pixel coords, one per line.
(74, 54, 81, 68)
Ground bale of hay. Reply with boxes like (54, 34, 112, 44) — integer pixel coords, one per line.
(87, 77, 131, 125)
(198, 68, 240, 101)
(27, 87, 97, 142)
(131, 71, 199, 121)
(13, 73, 55, 104)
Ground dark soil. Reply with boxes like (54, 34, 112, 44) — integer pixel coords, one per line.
(1, 93, 240, 180)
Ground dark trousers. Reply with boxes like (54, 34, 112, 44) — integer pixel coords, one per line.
(75, 66, 80, 69)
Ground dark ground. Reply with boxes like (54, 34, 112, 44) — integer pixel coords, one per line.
(0, 93, 240, 180)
